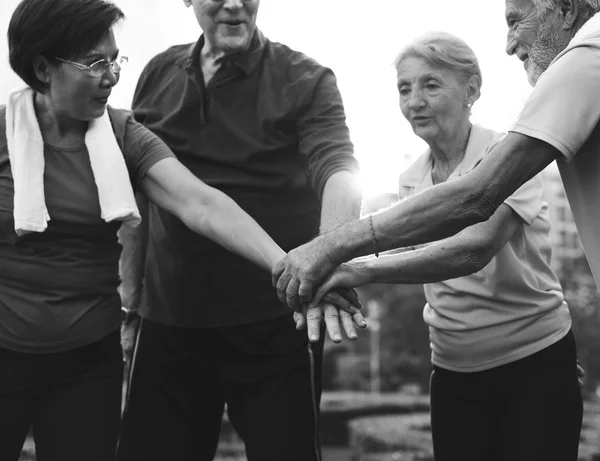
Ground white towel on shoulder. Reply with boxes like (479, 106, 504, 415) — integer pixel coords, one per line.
(5, 86, 141, 236)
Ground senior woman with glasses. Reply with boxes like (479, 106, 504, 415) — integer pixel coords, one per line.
(0, 0, 362, 459)
(54, 55, 129, 77)
(311, 32, 583, 461)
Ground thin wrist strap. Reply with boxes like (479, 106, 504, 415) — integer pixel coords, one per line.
(368, 213, 380, 258)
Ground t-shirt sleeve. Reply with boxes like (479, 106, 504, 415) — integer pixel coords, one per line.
(296, 69, 360, 198)
(481, 139, 545, 225)
(503, 174, 545, 225)
(120, 112, 175, 188)
(510, 44, 600, 161)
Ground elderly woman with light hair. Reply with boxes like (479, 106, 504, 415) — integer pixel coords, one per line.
(311, 31, 583, 461)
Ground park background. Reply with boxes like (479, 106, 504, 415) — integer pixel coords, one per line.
(1, 0, 600, 459)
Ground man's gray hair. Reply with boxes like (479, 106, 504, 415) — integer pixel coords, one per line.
(532, 0, 600, 15)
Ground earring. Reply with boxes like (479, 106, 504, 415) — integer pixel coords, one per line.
(466, 102, 472, 108)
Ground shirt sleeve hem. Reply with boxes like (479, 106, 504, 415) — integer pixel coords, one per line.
(314, 164, 360, 200)
(502, 199, 536, 225)
(509, 124, 575, 162)
(137, 138, 176, 182)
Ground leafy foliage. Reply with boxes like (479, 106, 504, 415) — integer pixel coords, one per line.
(323, 283, 431, 392)
(557, 255, 600, 394)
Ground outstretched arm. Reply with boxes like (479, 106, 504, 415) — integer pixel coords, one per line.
(273, 132, 559, 306)
(345, 133, 557, 255)
(141, 157, 286, 271)
(139, 157, 364, 343)
(311, 204, 521, 304)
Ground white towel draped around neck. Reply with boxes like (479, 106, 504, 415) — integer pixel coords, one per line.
(5, 86, 141, 235)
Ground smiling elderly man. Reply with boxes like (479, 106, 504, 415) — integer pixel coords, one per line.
(273, 0, 600, 316)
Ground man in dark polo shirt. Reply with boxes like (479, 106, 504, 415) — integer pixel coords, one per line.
(116, 1, 362, 460)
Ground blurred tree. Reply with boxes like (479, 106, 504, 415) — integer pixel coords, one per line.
(362, 284, 431, 392)
(558, 255, 600, 394)
(325, 283, 431, 393)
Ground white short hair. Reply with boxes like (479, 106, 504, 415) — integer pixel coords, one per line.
(532, 0, 600, 15)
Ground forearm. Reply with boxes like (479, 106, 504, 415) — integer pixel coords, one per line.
(118, 193, 148, 311)
(142, 158, 286, 272)
(319, 171, 362, 233)
(181, 189, 286, 272)
(319, 132, 557, 263)
(361, 239, 484, 285)
(323, 177, 482, 262)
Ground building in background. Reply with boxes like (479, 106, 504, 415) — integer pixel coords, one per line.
(542, 165, 584, 272)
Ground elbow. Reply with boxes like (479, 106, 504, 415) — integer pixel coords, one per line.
(457, 247, 491, 276)
(179, 194, 213, 231)
(458, 186, 500, 227)
(181, 188, 241, 236)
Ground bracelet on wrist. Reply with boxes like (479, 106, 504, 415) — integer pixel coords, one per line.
(368, 213, 380, 258)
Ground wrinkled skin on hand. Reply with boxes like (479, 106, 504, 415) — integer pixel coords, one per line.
(292, 295, 367, 344)
(309, 262, 365, 309)
(272, 236, 339, 310)
(321, 287, 362, 314)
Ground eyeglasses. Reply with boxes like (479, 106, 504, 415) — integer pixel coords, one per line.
(55, 56, 128, 78)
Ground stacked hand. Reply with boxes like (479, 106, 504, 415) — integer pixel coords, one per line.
(272, 238, 368, 343)
(272, 235, 339, 309)
(292, 288, 367, 343)
(308, 262, 365, 309)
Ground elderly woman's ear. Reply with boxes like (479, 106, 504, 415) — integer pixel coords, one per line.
(465, 74, 482, 108)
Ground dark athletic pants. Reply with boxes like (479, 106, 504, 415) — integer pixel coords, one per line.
(430, 330, 583, 461)
(117, 313, 324, 461)
(0, 330, 124, 461)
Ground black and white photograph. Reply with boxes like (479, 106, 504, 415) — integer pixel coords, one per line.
(1, 0, 600, 460)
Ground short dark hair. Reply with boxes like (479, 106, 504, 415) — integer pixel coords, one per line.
(8, 0, 125, 92)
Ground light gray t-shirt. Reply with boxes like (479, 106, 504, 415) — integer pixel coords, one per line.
(511, 12, 600, 289)
(399, 125, 570, 372)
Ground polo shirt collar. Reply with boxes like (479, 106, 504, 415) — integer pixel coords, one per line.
(183, 28, 266, 76)
(398, 149, 433, 189)
(544, 12, 600, 74)
(454, 124, 502, 176)
(398, 124, 503, 189)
